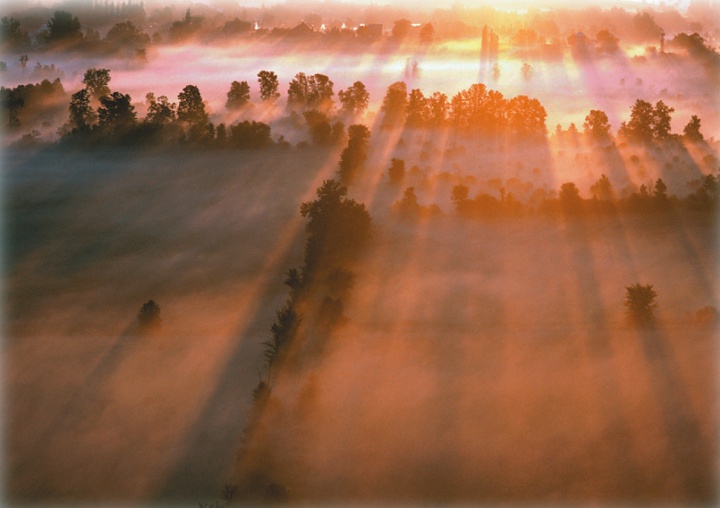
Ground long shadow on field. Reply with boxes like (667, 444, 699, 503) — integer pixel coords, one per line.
(562, 216, 643, 500)
(8, 322, 137, 502)
(638, 326, 716, 502)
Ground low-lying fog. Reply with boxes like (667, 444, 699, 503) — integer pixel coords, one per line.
(4, 130, 717, 504)
(3, 40, 719, 142)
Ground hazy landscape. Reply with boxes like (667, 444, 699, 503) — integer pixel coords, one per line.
(2, 0, 719, 506)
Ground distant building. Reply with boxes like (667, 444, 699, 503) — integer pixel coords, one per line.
(288, 21, 314, 37)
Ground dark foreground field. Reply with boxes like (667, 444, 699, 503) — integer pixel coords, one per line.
(3, 145, 717, 505)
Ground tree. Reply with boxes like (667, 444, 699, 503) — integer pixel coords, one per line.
(97, 91, 137, 134)
(625, 284, 657, 326)
(19, 54, 28, 70)
(388, 158, 405, 184)
(177, 84, 209, 138)
(420, 23, 434, 44)
(652, 100, 674, 139)
(105, 21, 150, 48)
(590, 174, 615, 201)
(1, 17, 29, 48)
(583, 109, 611, 140)
(300, 179, 372, 277)
(229, 120, 272, 149)
(559, 182, 583, 212)
(507, 95, 547, 138)
(138, 300, 162, 330)
(338, 81, 369, 117)
(380, 81, 407, 130)
(337, 124, 371, 184)
(257, 70, 280, 102)
(226, 80, 250, 110)
(619, 99, 674, 142)
(82, 68, 111, 100)
(263, 304, 299, 382)
(405, 89, 427, 128)
(145, 93, 176, 126)
(521, 63, 533, 80)
(426, 92, 448, 128)
(683, 115, 703, 141)
(595, 29, 620, 53)
(67, 89, 95, 132)
(45, 11, 82, 44)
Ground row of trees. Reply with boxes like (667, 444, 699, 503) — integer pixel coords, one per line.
(444, 173, 718, 218)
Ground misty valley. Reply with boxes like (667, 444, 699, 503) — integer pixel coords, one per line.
(2, 0, 719, 506)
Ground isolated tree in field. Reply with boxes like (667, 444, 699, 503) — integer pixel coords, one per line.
(625, 284, 657, 326)
(257, 70, 280, 102)
(338, 81, 369, 117)
(388, 158, 405, 184)
(45, 11, 82, 44)
(380, 81, 408, 130)
(82, 68, 111, 100)
(683, 115, 703, 141)
(138, 300, 161, 330)
(226, 80, 250, 110)
(68, 88, 95, 132)
(583, 109, 611, 140)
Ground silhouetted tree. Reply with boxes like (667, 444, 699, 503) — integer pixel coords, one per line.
(583, 109, 611, 140)
(392, 19, 412, 41)
(380, 81, 407, 130)
(178, 84, 209, 140)
(145, 93, 176, 126)
(226, 80, 250, 110)
(388, 158, 405, 184)
(683, 115, 703, 141)
(67, 89, 95, 132)
(595, 29, 620, 53)
(420, 23, 434, 44)
(19, 54, 28, 70)
(619, 99, 674, 142)
(685, 174, 717, 210)
(263, 304, 299, 381)
(82, 68, 111, 100)
(338, 81, 369, 117)
(337, 124, 370, 184)
(507, 95, 546, 138)
(105, 21, 149, 48)
(450, 84, 507, 134)
(590, 174, 615, 201)
(229, 120, 272, 148)
(1, 17, 29, 48)
(138, 300, 161, 330)
(559, 182, 583, 213)
(97, 91, 136, 135)
(45, 11, 83, 44)
(625, 284, 657, 326)
(405, 89, 428, 128)
(257, 70, 280, 102)
(426, 92, 448, 128)
(287, 73, 334, 112)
